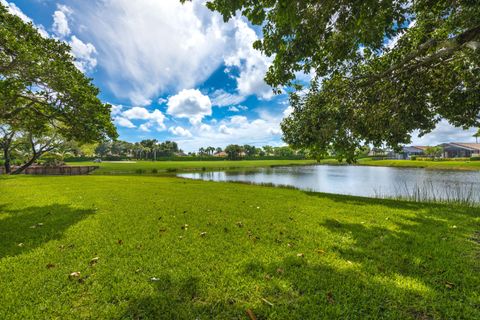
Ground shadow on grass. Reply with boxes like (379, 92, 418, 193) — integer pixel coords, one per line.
(235, 215, 479, 318)
(121, 198, 479, 319)
(0, 204, 95, 258)
(122, 274, 245, 319)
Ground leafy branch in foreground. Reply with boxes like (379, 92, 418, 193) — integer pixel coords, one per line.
(187, 0, 480, 162)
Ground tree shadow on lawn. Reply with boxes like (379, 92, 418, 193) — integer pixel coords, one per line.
(0, 204, 95, 259)
(235, 215, 479, 319)
(121, 274, 247, 319)
(121, 199, 479, 319)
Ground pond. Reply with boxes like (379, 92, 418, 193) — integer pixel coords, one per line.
(178, 165, 480, 203)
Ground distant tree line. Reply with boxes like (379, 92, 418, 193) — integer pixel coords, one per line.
(93, 139, 182, 160)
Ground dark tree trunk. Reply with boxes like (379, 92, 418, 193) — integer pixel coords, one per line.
(3, 147, 11, 174)
(11, 153, 40, 175)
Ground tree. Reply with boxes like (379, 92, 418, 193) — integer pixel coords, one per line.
(190, 0, 480, 162)
(225, 144, 244, 160)
(425, 146, 443, 160)
(205, 146, 216, 156)
(0, 5, 117, 173)
(262, 145, 274, 156)
(243, 144, 257, 157)
(474, 130, 480, 143)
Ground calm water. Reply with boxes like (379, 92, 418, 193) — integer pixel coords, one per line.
(179, 165, 480, 202)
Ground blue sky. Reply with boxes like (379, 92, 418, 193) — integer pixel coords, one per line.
(3, 0, 478, 151)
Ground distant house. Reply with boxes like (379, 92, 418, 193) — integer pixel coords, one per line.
(440, 143, 480, 158)
(383, 146, 428, 159)
(368, 148, 389, 158)
(397, 146, 428, 159)
(214, 151, 227, 157)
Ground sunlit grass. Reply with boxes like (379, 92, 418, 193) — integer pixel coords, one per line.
(0, 175, 479, 319)
(357, 158, 480, 170)
(67, 159, 317, 175)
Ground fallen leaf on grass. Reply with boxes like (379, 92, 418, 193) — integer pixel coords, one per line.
(445, 281, 455, 289)
(276, 268, 284, 274)
(17, 243, 24, 247)
(236, 221, 244, 228)
(117, 239, 123, 245)
(89, 257, 99, 266)
(150, 277, 160, 282)
(181, 224, 189, 230)
(69, 272, 81, 279)
(326, 292, 335, 304)
(46, 263, 55, 269)
(200, 232, 207, 237)
(297, 253, 305, 258)
(246, 309, 257, 320)
(316, 249, 326, 255)
(261, 298, 274, 306)
(30, 222, 44, 229)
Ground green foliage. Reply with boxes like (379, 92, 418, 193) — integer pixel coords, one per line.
(1, 175, 479, 318)
(193, 0, 480, 162)
(0, 5, 117, 173)
(424, 146, 444, 159)
(224, 144, 244, 160)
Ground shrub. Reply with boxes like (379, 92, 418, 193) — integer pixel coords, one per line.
(43, 158, 65, 167)
(151, 168, 158, 174)
(135, 169, 146, 174)
(166, 168, 177, 173)
(470, 156, 480, 161)
(410, 156, 417, 160)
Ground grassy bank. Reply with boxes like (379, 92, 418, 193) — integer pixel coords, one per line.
(315, 158, 480, 171)
(67, 159, 316, 175)
(1, 175, 479, 319)
(358, 159, 480, 171)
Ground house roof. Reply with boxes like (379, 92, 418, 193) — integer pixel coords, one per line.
(446, 143, 480, 151)
(413, 146, 430, 151)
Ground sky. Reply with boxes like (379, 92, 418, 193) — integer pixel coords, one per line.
(3, 0, 478, 151)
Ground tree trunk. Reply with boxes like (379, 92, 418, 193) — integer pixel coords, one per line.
(11, 153, 40, 175)
(3, 147, 11, 174)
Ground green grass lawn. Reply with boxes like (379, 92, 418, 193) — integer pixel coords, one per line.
(358, 159, 480, 170)
(1, 175, 479, 319)
(67, 159, 316, 175)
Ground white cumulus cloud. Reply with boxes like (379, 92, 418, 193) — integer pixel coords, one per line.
(167, 89, 212, 125)
(224, 19, 274, 100)
(52, 5, 72, 37)
(121, 106, 166, 131)
(69, 35, 97, 72)
(169, 126, 192, 137)
(114, 117, 136, 128)
(62, 0, 239, 106)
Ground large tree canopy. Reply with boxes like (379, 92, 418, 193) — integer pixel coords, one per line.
(193, 0, 480, 161)
(0, 5, 117, 173)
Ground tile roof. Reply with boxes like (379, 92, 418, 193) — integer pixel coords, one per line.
(451, 143, 480, 151)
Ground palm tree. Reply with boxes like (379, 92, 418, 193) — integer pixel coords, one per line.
(474, 130, 480, 144)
